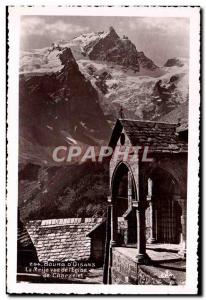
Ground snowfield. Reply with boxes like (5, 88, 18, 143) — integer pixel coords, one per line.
(19, 27, 189, 122)
(78, 58, 189, 120)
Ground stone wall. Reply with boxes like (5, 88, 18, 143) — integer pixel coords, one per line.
(112, 248, 171, 285)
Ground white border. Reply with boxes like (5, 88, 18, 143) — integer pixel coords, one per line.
(0, 5, 6, 300)
(7, 5, 200, 295)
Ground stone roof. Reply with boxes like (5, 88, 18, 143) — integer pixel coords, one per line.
(18, 219, 34, 248)
(110, 119, 187, 153)
(26, 218, 102, 262)
(87, 218, 106, 237)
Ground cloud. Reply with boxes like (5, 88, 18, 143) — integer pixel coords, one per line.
(21, 17, 90, 40)
(20, 16, 189, 64)
(128, 17, 189, 36)
(21, 17, 45, 36)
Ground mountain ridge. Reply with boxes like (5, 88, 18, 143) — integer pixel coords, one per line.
(20, 26, 159, 74)
(19, 45, 111, 161)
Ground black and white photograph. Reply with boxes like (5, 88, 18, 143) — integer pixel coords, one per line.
(6, 5, 200, 295)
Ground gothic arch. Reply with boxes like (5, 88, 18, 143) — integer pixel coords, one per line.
(111, 161, 137, 202)
(141, 158, 186, 197)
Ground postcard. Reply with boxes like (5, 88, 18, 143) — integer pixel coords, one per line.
(7, 5, 200, 294)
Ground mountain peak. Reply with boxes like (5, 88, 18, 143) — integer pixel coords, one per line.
(78, 27, 158, 72)
(54, 27, 158, 72)
(109, 26, 115, 32)
(164, 57, 185, 67)
(58, 47, 78, 69)
(108, 26, 118, 35)
(20, 44, 79, 75)
(107, 26, 120, 40)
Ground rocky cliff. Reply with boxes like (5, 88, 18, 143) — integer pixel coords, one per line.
(164, 57, 185, 67)
(19, 45, 112, 220)
(20, 46, 111, 158)
(54, 26, 158, 72)
(78, 56, 189, 121)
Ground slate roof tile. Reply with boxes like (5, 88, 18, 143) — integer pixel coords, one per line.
(26, 218, 102, 262)
(117, 119, 188, 153)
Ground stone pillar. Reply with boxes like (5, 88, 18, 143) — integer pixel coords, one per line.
(124, 171, 133, 245)
(147, 196, 156, 244)
(128, 171, 133, 209)
(103, 198, 112, 284)
(178, 197, 187, 258)
(133, 200, 150, 264)
(107, 196, 115, 284)
(109, 196, 118, 246)
(147, 178, 156, 244)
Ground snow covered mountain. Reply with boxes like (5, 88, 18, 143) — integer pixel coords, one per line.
(19, 46, 111, 165)
(20, 27, 188, 125)
(78, 56, 188, 121)
(20, 26, 158, 74)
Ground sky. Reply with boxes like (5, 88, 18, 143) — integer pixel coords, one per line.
(20, 16, 190, 66)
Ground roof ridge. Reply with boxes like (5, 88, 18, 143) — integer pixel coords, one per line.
(27, 217, 103, 227)
(119, 118, 178, 126)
